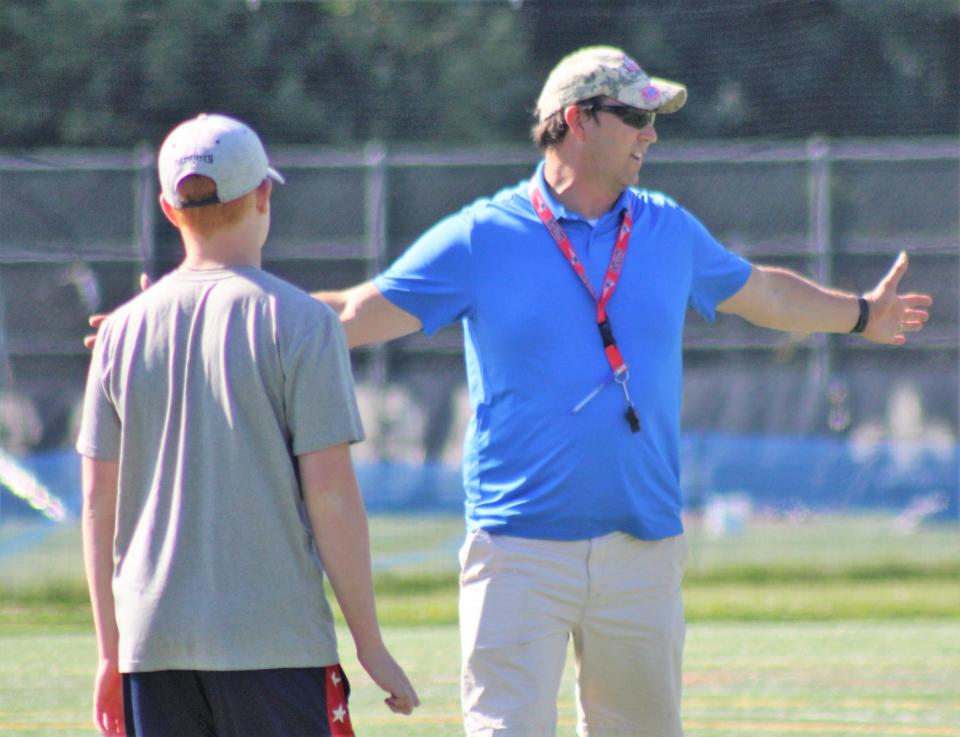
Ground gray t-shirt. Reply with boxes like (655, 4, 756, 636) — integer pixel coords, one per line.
(76, 266, 364, 672)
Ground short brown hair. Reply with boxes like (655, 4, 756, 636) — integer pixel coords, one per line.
(168, 175, 257, 237)
(531, 97, 603, 150)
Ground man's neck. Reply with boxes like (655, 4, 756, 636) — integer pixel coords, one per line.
(542, 152, 621, 220)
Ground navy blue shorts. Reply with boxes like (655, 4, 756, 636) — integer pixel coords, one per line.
(122, 664, 353, 737)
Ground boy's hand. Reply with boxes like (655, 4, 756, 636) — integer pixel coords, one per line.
(357, 642, 421, 715)
(93, 658, 125, 736)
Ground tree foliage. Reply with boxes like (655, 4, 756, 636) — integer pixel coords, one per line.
(0, 0, 956, 150)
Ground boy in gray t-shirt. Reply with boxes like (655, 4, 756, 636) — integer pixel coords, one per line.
(77, 114, 418, 737)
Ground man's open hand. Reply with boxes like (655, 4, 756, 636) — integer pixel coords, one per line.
(83, 274, 152, 350)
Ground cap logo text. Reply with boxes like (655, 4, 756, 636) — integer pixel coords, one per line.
(176, 154, 214, 167)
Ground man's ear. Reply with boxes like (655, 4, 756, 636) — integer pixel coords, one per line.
(563, 104, 589, 141)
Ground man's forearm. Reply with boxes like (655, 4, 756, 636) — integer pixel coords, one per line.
(720, 253, 930, 345)
(312, 282, 421, 349)
(720, 265, 861, 333)
(312, 289, 350, 317)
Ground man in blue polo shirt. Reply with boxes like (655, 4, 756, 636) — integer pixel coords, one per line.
(318, 45, 933, 736)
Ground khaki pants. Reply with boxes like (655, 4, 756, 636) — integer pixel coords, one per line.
(459, 530, 687, 737)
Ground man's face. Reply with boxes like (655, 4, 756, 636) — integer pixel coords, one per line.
(580, 98, 658, 193)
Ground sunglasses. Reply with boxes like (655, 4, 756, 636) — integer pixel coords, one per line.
(589, 104, 656, 130)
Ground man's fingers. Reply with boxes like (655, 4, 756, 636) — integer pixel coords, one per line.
(84, 314, 107, 350)
(901, 308, 931, 331)
(902, 293, 933, 308)
(905, 306, 931, 322)
(139, 272, 152, 291)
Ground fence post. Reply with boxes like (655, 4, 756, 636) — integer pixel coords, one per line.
(134, 143, 156, 281)
(807, 135, 834, 409)
(363, 141, 390, 460)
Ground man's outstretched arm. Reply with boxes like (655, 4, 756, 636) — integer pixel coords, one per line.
(88, 277, 421, 351)
(313, 281, 422, 349)
(718, 251, 932, 344)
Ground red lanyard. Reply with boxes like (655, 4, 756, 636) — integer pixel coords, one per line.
(530, 182, 641, 432)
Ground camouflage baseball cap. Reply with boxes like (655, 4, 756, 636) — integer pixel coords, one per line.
(536, 45, 687, 120)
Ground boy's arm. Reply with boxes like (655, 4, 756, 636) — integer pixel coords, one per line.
(298, 443, 420, 715)
(81, 456, 126, 737)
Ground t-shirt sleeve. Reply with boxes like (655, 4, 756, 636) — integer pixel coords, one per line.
(372, 210, 474, 336)
(283, 305, 365, 456)
(685, 211, 753, 322)
(75, 328, 121, 461)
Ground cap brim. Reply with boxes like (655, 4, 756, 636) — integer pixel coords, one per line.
(647, 77, 687, 113)
(267, 166, 285, 185)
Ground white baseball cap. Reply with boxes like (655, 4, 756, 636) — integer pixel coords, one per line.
(158, 113, 284, 208)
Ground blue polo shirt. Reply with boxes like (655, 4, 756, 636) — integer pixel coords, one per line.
(374, 162, 751, 540)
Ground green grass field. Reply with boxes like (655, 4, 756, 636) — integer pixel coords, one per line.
(3, 514, 959, 627)
(1, 513, 959, 736)
(2, 622, 958, 737)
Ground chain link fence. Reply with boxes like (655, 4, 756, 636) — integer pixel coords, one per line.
(0, 137, 957, 517)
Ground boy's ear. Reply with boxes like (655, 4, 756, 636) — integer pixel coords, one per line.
(255, 178, 272, 214)
(158, 194, 180, 227)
